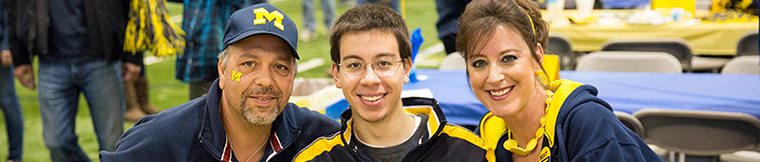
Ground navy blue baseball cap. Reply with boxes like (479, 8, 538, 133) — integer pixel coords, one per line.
(223, 3, 299, 59)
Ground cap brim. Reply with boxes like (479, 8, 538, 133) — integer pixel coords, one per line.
(224, 30, 300, 60)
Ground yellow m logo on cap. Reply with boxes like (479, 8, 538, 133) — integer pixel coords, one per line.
(253, 8, 285, 31)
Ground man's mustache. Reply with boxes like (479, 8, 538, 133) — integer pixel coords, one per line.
(242, 86, 282, 98)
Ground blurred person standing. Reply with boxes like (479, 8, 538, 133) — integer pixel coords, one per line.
(434, 0, 471, 55)
(0, 51, 22, 162)
(5, 0, 141, 161)
(300, 0, 337, 41)
(0, 0, 23, 161)
(169, 0, 264, 100)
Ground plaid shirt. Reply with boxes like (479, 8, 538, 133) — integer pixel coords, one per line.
(173, 0, 250, 82)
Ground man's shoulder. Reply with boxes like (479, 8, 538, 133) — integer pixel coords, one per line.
(282, 103, 340, 130)
(439, 124, 488, 149)
(135, 98, 207, 131)
(292, 131, 349, 162)
(406, 124, 488, 161)
(100, 99, 208, 161)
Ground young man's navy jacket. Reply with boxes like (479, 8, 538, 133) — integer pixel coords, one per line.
(479, 80, 662, 162)
(293, 97, 491, 162)
(100, 79, 340, 161)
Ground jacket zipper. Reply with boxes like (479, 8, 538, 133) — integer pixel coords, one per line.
(399, 133, 438, 162)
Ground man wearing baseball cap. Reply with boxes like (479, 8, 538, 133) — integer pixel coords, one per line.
(100, 4, 340, 161)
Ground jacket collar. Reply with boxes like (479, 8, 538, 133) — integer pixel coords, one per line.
(337, 97, 448, 147)
(270, 103, 302, 153)
(198, 79, 228, 160)
(198, 79, 300, 161)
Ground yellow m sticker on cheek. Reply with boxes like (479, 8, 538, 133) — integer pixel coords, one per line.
(231, 70, 243, 82)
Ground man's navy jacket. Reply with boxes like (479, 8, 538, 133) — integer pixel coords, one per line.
(100, 79, 340, 161)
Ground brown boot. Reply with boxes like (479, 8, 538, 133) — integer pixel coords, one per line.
(135, 76, 161, 114)
(124, 80, 146, 122)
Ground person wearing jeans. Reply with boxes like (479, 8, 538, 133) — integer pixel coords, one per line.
(0, 55, 23, 162)
(300, 0, 336, 41)
(6, 0, 140, 161)
(36, 58, 126, 161)
(0, 0, 23, 161)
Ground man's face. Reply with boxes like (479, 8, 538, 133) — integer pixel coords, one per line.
(218, 34, 296, 126)
(331, 30, 411, 123)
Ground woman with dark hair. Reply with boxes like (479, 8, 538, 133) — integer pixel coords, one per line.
(457, 0, 662, 161)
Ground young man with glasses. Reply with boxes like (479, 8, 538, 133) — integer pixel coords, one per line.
(293, 4, 490, 162)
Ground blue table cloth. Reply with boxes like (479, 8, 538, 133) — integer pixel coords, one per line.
(328, 69, 760, 126)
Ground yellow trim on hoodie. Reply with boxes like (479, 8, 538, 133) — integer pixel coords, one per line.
(404, 106, 440, 136)
(406, 105, 492, 161)
(293, 119, 353, 162)
(479, 80, 583, 156)
(544, 79, 583, 146)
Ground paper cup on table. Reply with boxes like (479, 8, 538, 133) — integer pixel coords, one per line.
(576, 0, 594, 19)
(546, 0, 565, 22)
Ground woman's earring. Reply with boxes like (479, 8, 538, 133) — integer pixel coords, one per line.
(536, 69, 543, 76)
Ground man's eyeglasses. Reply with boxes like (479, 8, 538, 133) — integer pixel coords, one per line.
(338, 57, 403, 75)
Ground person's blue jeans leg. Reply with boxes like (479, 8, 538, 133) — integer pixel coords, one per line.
(321, 0, 337, 29)
(356, 0, 400, 13)
(38, 58, 125, 161)
(302, 0, 317, 31)
(78, 60, 124, 153)
(0, 65, 23, 161)
(38, 58, 91, 162)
